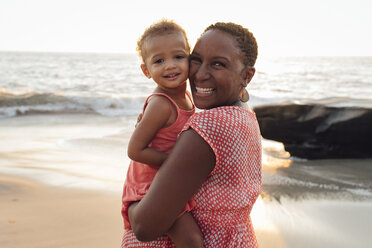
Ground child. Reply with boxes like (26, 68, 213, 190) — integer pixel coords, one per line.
(121, 20, 204, 247)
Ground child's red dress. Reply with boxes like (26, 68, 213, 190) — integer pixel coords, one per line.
(121, 92, 195, 230)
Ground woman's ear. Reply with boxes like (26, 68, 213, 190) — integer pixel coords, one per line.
(241, 67, 256, 87)
(141, 64, 151, 78)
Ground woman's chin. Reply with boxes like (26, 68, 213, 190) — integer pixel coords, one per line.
(193, 94, 215, 109)
(194, 101, 214, 110)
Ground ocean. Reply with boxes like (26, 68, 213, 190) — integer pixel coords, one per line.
(2, 52, 372, 119)
(1, 52, 372, 247)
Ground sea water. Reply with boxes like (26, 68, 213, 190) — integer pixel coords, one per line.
(1, 52, 372, 118)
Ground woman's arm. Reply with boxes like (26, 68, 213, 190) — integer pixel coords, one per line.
(128, 128, 216, 241)
(127, 96, 174, 166)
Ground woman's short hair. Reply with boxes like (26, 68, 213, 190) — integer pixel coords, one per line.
(136, 19, 190, 62)
(203, 22, 258, 67)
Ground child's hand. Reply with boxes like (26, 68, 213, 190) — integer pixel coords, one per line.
(135, 113, 143, 128)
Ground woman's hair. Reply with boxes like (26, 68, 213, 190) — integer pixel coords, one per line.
(203, 22, 258, 67)
(137, 19, 190, 62)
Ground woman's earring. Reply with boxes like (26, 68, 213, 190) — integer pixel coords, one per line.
(240, 88, 249, 102)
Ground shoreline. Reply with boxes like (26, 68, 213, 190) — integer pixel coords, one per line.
(261, 156, 372, 201)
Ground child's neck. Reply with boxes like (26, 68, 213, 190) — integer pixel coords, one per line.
(154, 83, 193, 111)
(154, 83, 187, 99)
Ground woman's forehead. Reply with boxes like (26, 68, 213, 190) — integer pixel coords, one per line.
(193, 30, 241, 56)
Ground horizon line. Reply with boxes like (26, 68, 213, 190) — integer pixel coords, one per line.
(1, 50, 372, 58)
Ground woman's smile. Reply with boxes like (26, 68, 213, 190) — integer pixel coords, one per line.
(195, 87, 215, 96)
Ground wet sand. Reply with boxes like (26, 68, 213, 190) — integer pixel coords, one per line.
(2, 171, 372, 248)
(255, 154, 372, 248)
(253, 196, 372, 248)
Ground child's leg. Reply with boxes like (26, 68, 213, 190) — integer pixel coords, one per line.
(167, 212, 204, 248)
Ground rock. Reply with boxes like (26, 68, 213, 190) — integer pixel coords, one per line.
(253, 98, 372, 159)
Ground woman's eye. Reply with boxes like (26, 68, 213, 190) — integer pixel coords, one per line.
(212, 61, 225, 67)
(189, 56, 201, 64)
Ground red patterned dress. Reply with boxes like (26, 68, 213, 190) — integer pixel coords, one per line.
(122, 106, 262, 247)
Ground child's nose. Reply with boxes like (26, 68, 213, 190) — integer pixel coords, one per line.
(165, 60, 176, 70)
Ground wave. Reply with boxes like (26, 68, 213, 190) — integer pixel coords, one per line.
(0, 92, 146, 118)
(0, 90, 323, 119)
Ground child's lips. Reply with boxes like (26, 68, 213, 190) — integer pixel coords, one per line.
(164, 73, 180, 79)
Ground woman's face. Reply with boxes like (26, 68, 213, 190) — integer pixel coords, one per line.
(189, 29, 247, 109)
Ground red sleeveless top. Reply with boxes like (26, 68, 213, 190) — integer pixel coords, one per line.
(121, 92, 195, 230)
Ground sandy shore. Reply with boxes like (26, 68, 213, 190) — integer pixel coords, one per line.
(3, 172, 372, 248)
(1, 114, 372, 248)
(0, 174, 123, 248)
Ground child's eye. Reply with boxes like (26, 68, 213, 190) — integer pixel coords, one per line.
(154, 59, 164, 64)
(175, 55, 186, 59)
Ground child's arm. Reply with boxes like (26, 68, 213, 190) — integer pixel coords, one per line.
(127, 96, 173, 166)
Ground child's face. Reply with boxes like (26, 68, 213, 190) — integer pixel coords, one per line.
(141, 32, 189, 91)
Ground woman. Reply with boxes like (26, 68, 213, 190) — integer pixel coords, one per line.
(123, 22, 262, 247)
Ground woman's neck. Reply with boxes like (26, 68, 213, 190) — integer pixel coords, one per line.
(231, 99, 249, 110)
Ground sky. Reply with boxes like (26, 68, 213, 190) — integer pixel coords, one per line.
(1, 0, 371, 56)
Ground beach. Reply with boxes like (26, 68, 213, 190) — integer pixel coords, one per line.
(1, 113, 372, 248)
(2, 170, 372, 248)
(0, 113, 129, 248)
(1, 174, 123, 248)
(1, 53, 372, 247)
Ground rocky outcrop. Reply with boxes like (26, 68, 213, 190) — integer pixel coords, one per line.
(253, 98, 372, 159)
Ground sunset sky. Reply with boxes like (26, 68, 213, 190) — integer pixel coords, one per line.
(1, 0, 371, 56)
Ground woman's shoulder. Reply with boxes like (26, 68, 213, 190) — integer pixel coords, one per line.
(186, 106, 258, 136)
(192, 105, 255, 120)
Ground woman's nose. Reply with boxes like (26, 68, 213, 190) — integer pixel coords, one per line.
(194, 63, 210, 81)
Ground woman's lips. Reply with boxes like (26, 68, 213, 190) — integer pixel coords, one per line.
(195, 87, 214, 96)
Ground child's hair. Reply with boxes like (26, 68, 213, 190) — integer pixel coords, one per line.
(137, 19, 190, 62)
(202, 22, 258, 67)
